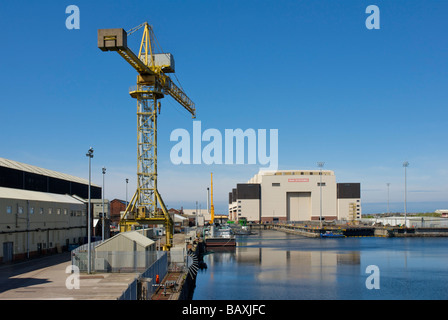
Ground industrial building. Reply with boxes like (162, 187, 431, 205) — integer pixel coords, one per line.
(0, 157, 103, 263)
(94, 230, 156, 272)
(229, 170, 361, 223)
(0, 157, 101, 199)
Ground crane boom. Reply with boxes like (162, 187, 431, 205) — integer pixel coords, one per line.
(163, 76, 195, 116)
(98, 26, 195, 117)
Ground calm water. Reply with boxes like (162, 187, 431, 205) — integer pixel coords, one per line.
(193, 229, 448, 300)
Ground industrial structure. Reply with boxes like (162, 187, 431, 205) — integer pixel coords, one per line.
(0, 157, 102, 263)
(0, 157, 101, 199)
(98, 22, 196, 250)
(229, 170, 361, 223)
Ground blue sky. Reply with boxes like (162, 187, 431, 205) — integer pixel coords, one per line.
(0, 1, 447, 214)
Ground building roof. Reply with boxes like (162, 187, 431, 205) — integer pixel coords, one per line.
(0, 186, 85, 204)
(248, 169, 335, 183)
(0, 157, 99, 187)
(95, 230, 154, 250)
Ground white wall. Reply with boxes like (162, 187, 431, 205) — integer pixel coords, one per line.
(337, 198, 361, 220)
(0, 194, 86, 260)
(238, 199, 260, 222)
(260, 171, 337, 221)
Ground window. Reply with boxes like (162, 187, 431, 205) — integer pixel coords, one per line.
(272, 183, 280, 187)
(64, 209, 68, 215)
(30, 207, 34, 215)
(48, 208, 53, 214)
(39, 208, 44, 214)
(6, 206, 12, 214)
(18, 206, 23, 214)
(57, 208, 61, 215)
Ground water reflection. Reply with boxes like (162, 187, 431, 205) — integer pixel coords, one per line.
(193, 229, 448, 300)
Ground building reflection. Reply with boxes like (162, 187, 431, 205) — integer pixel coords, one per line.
(205, 244, 360, 283)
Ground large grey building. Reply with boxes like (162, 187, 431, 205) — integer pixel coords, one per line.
(229, 170, 361, 223)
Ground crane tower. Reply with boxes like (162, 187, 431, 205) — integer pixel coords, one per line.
(98, 22, 196, 249)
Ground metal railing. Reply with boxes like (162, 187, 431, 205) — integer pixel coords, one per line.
(117, 251, 168, 300)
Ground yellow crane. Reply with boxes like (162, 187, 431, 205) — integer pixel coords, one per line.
(98, 22, 196, 250)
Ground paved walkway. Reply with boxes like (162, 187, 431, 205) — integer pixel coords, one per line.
(0, 252, 137, 300)
(0, 233, 188, 300)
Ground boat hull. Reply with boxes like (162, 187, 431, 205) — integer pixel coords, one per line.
(205, 237, 236, 247)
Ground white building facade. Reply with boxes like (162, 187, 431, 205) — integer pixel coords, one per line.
(229, 170, 361, 223)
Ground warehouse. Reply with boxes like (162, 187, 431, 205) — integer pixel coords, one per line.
(0, 157, 103, 263)
(229, 170, 361, 223)
(0, 187, 87, 262)
(94, 231, 156, 272)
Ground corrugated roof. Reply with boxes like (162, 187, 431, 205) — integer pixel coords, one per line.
(0, 157, 99, 187)
(0, 186, 85, 204)
(96, 231, 155, 250)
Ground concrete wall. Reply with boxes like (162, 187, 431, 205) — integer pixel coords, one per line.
(337, 198, 361, 220)
(238, 199, 260, 222)
(260, 171, 337, 221)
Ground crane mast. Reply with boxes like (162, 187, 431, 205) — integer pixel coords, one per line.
(98, 22, 195, 250)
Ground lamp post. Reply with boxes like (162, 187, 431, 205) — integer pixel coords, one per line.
(102, 167, 106, 241)
(207, 187, 210, 216)
(386, 183, 390, 215)
(403, 161, 409, 229)
(86, 147, 94, 274)
(317, 162, 325, 229)
(125, 178, 129, 211)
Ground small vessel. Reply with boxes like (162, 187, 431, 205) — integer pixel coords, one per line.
(320, 231, 345, 238)
(232, 225, 256, 235)
(204, 172, 236, 247)
(205, 225, 236, 247)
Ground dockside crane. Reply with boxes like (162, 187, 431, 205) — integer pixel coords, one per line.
(98, 22, 196, 250)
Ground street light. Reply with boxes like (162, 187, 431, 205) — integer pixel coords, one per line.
(386, 183, 390, 215)
(102, 167, 106, 241)
(207, 187, 210, 215)
(317, 162, 325, 229)
(403, 161, 409, 229)
(86, 147, 94, 274)
(125, 178, 129, 212)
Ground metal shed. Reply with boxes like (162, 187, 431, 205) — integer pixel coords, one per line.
(94, 231, 156, 272)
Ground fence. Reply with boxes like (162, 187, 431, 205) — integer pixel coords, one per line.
(360, 217, 448, 228)
(71, 240, 102, 272)
(117, 251, 168, 300)
(71, 240, 163, 273)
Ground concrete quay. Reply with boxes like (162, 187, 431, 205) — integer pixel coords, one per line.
(0, 232, 195, 300)
(268, 223, 448, 238)
(0, 252, 136, 300)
